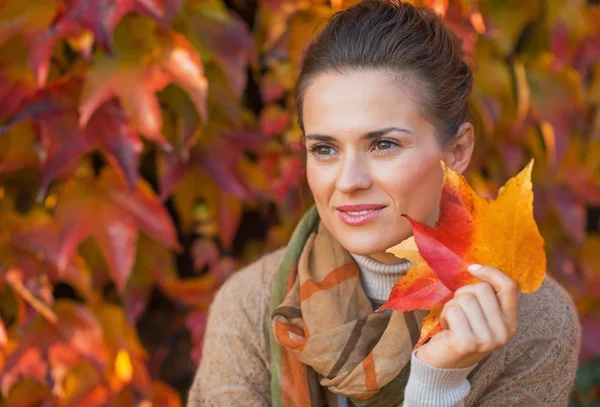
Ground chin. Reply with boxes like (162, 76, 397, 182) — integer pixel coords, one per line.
(336, 230, 397, 256)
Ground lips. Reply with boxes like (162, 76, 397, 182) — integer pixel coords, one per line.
(336, 204, 386, 226)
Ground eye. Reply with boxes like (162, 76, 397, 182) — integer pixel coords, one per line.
(375, 140, 394, 150)
(310, 144, 335, 156)
(372, 138, 401, 152)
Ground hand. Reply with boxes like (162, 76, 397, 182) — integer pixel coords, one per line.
(415, 264, 519, 369)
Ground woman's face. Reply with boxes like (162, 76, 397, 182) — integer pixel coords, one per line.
(303, 70, 460, 263)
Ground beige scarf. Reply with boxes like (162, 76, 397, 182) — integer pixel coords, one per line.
(270, 207, 427, 406)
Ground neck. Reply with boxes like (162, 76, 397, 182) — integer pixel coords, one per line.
(350, 253, 412, 302)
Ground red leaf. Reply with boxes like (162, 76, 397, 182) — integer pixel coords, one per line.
(194, 130, 266, 200)
(378, 238, 452, 312)
(383, 161, 546, 345)
(183, 9, 253, 96)
(79, 28, 207, 142)
(1, 301, 108, 394)
(56, 168, 180, 291)
(1, 76, 143, 197)
(406, 160, 545, 293)
(27, 0, 169, 85)
(8, 210, 96, 302)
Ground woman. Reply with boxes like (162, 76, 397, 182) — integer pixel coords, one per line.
(188, 0, 581, 405)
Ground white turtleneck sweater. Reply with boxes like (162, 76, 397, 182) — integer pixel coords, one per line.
(336, 253, 476, 407)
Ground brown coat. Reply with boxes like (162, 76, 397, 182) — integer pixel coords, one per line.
(188, 248, 581, 406)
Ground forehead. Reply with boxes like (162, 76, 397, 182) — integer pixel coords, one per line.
(302, 70, 433, 135)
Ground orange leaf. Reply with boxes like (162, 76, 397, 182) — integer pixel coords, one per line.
(150, 380, 182, 407)
(0, 379, 54, 407)
(377, 237, 451, 312)
(406, 159, 546, 294)
(416, 303, 444, 347)
(383, 160, 547, 345)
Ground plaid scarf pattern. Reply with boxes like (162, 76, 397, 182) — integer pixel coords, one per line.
(270, 207, 425, 406)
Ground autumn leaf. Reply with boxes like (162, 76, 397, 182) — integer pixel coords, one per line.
(377, 237, 452, 313)
(406, 159, 546, 293)
(27, 0, 171, 85)
(79, 18, 208, 143)
(178, 0, 253, 97)
(376, 236, 451, 347)
(0, 208, 97, 325)
(381, 160, 546, 345)
(0, 121, 38, 175)
(417, 303, 444, 347)
(0, 36, 38, 118)
(0, 379, 55, 407)
(0, 76, 143, 198)
(60, 361, 109, 407)
(158, 128, 266, 245)
(1, 300, 109, 395)
(150, 380, 183, 407)
(5, 209, 97, 303)
(136, 235, 218, 308)
(0, 0, 61, 48)
(90, 302, 152, 395)
(55, 168, 180, 292)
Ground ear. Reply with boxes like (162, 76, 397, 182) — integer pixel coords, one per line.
(443, 122, 474, 174)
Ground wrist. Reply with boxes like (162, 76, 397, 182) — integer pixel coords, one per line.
(404, 349, 476, 404)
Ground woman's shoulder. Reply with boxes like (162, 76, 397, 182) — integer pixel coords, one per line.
(516, 274, 581, 337)
(504, 273, 582, 360)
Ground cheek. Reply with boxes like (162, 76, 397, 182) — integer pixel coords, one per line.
(306, 162, 332, 203)
(381, 155, 444, 218)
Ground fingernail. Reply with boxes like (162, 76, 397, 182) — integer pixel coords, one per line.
(467, 264, 482, 272)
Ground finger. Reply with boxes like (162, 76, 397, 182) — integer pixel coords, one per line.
(455, 283, 511, 344)
(455, 293, 495, 350)
(468, 264, 519, 324)
(444, 305, 477, 354)
(440, 298, 458, 330)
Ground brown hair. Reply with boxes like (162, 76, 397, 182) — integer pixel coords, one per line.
(295, 0, 473, 145)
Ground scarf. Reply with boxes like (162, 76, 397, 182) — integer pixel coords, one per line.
(270, 206, 427, 407)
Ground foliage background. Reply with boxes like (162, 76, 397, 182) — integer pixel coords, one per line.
(0, 0, 599, 405)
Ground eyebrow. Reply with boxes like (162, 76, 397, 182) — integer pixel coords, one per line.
(305, 127, 412, 142)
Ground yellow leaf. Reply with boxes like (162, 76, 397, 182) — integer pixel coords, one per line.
(115, 349, 133, 383)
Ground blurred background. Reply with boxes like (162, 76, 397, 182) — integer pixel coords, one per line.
(0, 0, 598, 405)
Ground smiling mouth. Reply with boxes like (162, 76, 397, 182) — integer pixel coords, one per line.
(336, 205, 386, 226)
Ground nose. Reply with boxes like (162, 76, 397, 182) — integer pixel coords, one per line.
(336, 152, 372, 193)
